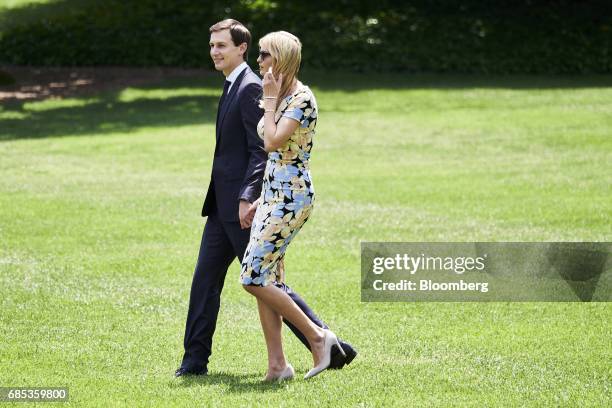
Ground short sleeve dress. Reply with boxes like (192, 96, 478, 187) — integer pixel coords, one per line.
(240, 84, 318, 286)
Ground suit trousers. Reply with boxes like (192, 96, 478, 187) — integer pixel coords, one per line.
(180, 210, 327, 371)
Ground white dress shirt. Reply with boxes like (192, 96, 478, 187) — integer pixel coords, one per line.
(225, 61, 248, 93)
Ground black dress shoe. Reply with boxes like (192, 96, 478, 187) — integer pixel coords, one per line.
(328, 341, 358, 369)
(175, 367, 208, 377)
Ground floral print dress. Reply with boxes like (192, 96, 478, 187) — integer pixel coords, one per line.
(240, 85, 318, 286)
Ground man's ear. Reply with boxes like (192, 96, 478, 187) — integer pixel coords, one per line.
(239, 42, 248, 58)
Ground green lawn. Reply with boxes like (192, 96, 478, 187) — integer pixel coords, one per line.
(1, 72, 611, 407)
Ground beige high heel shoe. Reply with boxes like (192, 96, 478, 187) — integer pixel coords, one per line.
(304, 330, 345, 379)
(264, 363, 294, 382)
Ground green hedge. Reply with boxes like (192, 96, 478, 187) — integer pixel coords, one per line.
(0, 0, 610, 73)
(0, 69, 15, 85)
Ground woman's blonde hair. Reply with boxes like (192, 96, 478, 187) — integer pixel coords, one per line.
(259, 31, 302, 110)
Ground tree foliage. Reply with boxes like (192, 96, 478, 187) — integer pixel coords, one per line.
(0, 0, 610, 73)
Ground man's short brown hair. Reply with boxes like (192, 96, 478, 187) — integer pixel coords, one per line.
(209, 19, 251, 61)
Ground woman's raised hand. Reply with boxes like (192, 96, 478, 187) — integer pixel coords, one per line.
(263, 67, 282, 98)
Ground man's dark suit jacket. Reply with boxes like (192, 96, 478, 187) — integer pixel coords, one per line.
(201, 66, 267, 222)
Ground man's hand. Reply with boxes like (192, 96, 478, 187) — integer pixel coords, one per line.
(239, 199, 260, 229)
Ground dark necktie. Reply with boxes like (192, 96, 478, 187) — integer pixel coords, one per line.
(218, 80, 231, 110)
(215, 80, 232, 144)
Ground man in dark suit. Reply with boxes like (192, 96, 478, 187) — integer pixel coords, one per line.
(175, 19, 356, 377)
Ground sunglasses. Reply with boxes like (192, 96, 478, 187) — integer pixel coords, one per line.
(258, 50, 272, 59)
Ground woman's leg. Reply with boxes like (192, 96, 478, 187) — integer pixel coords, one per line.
(256, 298, 288, 379)
(244, 284, 326, 367)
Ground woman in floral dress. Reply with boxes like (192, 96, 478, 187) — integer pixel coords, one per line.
(240, 31, 344, 381)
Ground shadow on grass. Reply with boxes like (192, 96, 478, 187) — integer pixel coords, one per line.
(0, 90, 219, 141)
(300, 71, 612, 92)
(76, 70, 612, 92)
(170, 371, 294, 394)
(2, 67, 612, 142)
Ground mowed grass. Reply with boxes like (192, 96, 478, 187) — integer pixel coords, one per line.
(1, 73, 611, 407)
